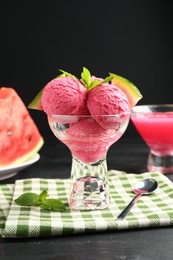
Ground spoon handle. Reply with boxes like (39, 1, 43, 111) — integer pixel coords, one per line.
(117, 193, 142, 220)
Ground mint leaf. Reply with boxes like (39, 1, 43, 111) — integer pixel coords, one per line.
(39, 190, 48, 202)
(88, 80, 100, 90)
(55, 73, 66, 79)
(88, 75, 114, 91)
(100, 75, 113, 84)
(15, 190, 66, 212)
(59, 69, 76, 78)
(15, 192, 40, 206)
(40, 199, 66, 212)
(81, 67, 91, 87)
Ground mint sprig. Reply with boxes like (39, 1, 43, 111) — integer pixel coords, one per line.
(59, 69, 76, 79)
(81, 67, 113, 90)
(15, 190, 66, 212)
(58, 67, 113, 91)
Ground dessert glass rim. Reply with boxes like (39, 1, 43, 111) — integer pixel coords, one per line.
(50, 112, 130, 118)
(132, 104, 173, 114)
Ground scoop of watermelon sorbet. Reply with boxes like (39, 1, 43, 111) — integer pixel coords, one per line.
(41, 76, 88, 116)
(62, 118, 117, 163)
(87, 77, 130, 129)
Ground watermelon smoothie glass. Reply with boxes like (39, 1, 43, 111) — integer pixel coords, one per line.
(48, 113, 130, 210)
(131, 104, 173, 174)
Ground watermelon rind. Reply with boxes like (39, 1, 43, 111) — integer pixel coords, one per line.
(110, 72, 143, 108)
(6, 138, 44, 166)
(28, 89, 43, 110)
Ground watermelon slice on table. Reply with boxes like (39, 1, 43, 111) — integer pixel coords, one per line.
(0, 87, 44, 167)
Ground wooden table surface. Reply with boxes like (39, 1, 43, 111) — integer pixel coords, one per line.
(1, 135, 173, 260)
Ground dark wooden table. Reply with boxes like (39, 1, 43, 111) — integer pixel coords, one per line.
(1, 134, 173, 260)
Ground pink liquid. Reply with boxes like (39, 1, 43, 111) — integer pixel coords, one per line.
(131, 112, 173, 155)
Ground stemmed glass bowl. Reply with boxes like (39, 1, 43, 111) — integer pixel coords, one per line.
(48, 113, 130, 210)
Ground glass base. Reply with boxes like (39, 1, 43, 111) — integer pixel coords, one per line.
(147, 152, 173, 174)
(69, 158, 109, 210)
(70, 176, 109, 210)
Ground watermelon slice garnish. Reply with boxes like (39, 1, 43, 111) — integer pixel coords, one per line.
(28, 89, 43, 110)
(110, 72, 143, 108)
(0, 87, 44, 166)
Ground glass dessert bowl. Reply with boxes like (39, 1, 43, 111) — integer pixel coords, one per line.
(48, 113, 130, 210)
(131, 104, 173, 174)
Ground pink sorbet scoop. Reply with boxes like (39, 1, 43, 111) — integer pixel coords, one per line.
(41, 76, 88, 116)
(87, 77, 130, 129)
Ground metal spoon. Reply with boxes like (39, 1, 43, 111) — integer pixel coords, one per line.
(117, 178, 158, 220)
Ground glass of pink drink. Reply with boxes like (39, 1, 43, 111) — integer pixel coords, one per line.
(131, 104, 173, 174)
(48, 113, 130, 210)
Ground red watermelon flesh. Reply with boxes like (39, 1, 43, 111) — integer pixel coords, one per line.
(0, 87, 44, 166)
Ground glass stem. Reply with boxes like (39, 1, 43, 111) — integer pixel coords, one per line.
(69, 157, 110, 210)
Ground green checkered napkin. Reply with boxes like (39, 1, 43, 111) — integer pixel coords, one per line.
(1, 170, 173, 238)
(0, 184, 14, 236)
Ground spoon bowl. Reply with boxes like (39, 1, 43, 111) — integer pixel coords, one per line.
(117, 178, 158, 220)
(134, 178, 158, 194)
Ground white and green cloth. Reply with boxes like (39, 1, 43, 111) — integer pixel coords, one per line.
(1, 170, 173, 238)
